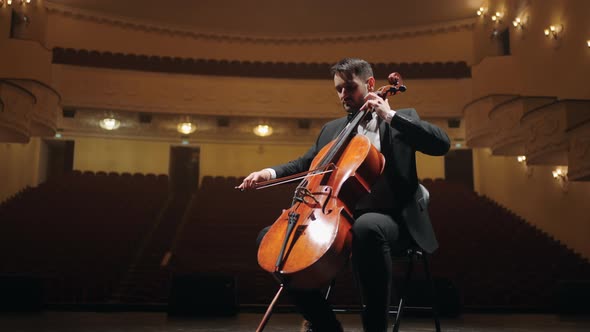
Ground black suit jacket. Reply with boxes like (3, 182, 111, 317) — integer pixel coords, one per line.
(271, 108, 450, 253)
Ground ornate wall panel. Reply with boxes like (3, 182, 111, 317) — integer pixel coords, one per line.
(489, 97, 556, 156)
(0, 81, 35, 143)
(521, 100, 590, 165)
(29, 81, 60, 137)
(568, 121, 590, 181)
(464, 95, 517, 147)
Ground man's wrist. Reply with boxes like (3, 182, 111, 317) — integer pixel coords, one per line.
(385, 110, 397, 124)
(262, 168, 276, 180)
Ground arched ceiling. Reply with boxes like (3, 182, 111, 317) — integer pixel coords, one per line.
(46, 0, 482, 36)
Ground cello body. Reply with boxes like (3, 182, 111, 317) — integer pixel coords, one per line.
(257, 134, 385, 289)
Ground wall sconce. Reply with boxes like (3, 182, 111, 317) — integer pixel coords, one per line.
(476, 7, 488, 17)
(1, 0, 32, 6)
(552, 167, 568, 192)
(517, 155, 526, 163)
(544, 24, 563, 39)
(253, 124, 273, 137)
(491, 11, 504, 23)
(586, 40, 590, 48)
(512, 17, 526, 29)
(552, 167, 567, 180)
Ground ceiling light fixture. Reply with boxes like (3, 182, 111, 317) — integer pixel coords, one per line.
(177, 121, 196, 135)
(253, 124, 273, 137)
(99, 117, 121, 131)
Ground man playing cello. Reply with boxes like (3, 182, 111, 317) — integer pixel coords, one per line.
(238, 58, 450, 332)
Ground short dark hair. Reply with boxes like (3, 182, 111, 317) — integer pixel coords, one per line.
(330, 58, 374, 80)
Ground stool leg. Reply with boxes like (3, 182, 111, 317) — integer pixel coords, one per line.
(393, 254, 414, 332)
(422, 253, 441, 332)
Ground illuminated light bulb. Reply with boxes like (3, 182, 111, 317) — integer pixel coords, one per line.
(177, 122, 196, 135)
(253, 124, 273, 137)
(99, 118, 121, 130)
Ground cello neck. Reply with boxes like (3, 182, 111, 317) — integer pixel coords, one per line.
(316, 109, 369, 169)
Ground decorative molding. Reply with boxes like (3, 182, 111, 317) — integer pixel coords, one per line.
(2, 78, 63, 103)
(489, 96, 556, 156)
(0, 81, 35, 143)
(568, 122, 590, 181)
(45, 2, 476, 45)
(521, 100, 590, 166)
(2, 79, 61, 137)
(29, 83, 59, 137)
(0, 79, 37, 104)
(52, 48, 472, 80)
(463, 94, 517, 147)
(522, 107, 568, 165)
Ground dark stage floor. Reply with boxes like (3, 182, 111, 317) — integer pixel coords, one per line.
(1, 312, 590, 332)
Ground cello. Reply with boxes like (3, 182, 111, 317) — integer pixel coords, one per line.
(252, 73, 407, 332)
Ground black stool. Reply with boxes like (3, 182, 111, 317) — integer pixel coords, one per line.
(391, 247, 441, 332)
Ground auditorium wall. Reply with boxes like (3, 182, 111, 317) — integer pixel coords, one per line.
(200, 143, 445, 180)
(473, 148, 590, 260)
(72, 136, 170, 174)
(0, 138, 46, 203)
(69, 136, 446, 183)
(471, 0, 590, 100)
